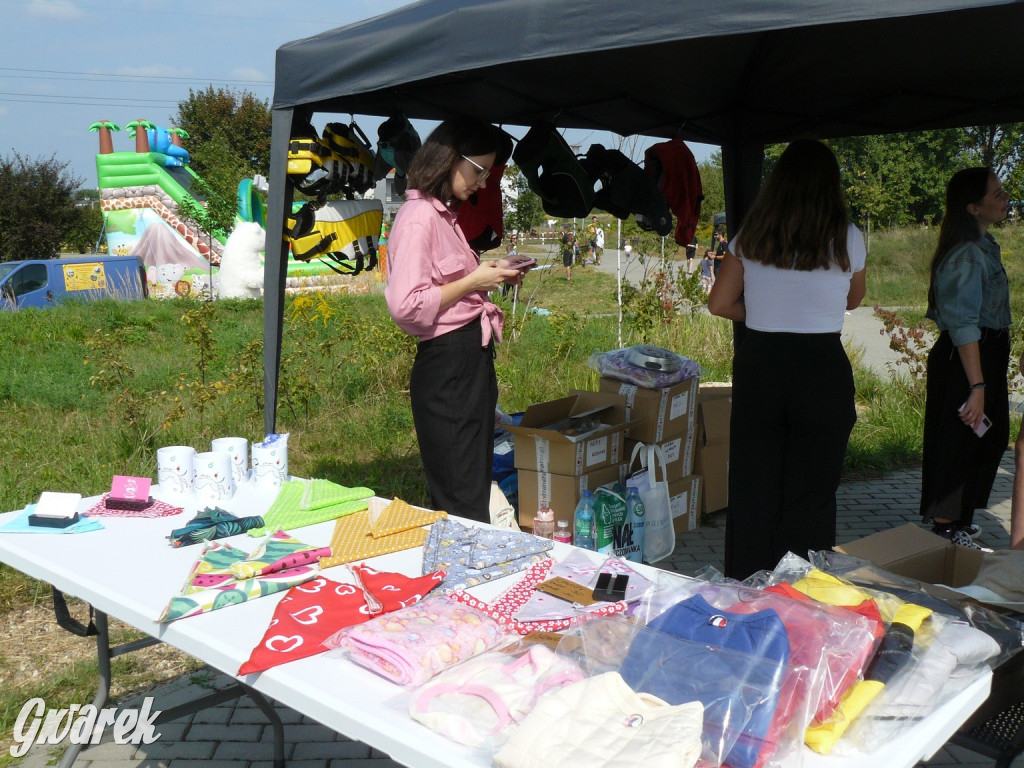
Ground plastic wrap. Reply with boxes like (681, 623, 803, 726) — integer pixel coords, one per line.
(758, 552, 998, 756)
(588, 345, 700, 388)
(811, 548, 1024, 666)
(405, 640, 586, 751)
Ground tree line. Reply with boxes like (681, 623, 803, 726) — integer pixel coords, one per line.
(0, 85, 1020, 262)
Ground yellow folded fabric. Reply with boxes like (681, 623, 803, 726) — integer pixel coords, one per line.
(369, 497, 446, 538)
(805, 680, 885, 753)
(318, 505, 446, 567)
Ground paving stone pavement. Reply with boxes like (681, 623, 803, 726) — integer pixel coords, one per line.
(13, 453, 1020, 768)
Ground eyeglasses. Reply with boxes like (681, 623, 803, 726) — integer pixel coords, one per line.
(461, 155, 491, 183)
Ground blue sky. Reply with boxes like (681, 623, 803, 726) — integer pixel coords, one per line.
(0, 0, 715, 190)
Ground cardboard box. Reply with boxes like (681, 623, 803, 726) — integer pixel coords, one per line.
(625, 433, 694, 483)
(518, 462, 627, 531)
(507, 392, 627, 476)
(694, 384, 732, 515)
(668, 475, 702, 534)
(599, 375, 699, 443)
(696, 442, 729, 514)
(835, 524, 985, 603)
(835, 524, 1020, 731)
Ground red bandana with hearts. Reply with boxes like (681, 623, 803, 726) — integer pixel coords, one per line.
(238, 564, 446, 675)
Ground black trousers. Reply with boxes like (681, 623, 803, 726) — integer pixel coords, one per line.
(725, 330, 856, 579)
(920, 328, 1009, 526)
(410, 321, 497, 523)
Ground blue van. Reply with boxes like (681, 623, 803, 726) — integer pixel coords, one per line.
(0, 256, 147, 310)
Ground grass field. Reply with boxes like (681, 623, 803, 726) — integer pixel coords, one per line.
(0, 222, 1021, 762)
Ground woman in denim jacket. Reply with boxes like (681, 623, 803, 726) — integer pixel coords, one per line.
(921, 167, 1010, 549)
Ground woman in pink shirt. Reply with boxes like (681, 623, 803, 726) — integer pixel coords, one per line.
(385, 119, 530, 522)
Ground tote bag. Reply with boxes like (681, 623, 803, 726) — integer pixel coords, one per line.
(626, 443, 675, 564)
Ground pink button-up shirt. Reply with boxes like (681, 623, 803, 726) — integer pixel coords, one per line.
(384, 190, 503, 346)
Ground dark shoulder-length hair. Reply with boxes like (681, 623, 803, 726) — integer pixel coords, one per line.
(405, 118, 499, 203)
(735, 139, 851, 271)
(927, 167, 991, 313)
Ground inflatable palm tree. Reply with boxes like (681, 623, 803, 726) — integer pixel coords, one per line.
(126, 119, 155, 153)
(168, 127, 191, 147)
(89, 120, 121, 154)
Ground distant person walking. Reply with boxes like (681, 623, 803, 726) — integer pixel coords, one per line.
(708, 140, 866, 579)
(686, 235, 698, 274)
(920, 167, 1010, 550)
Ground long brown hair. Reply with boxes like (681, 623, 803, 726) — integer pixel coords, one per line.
(736, 140, 850, 271)
(926, 167, 991, 313)
(406, 118, 498, 203)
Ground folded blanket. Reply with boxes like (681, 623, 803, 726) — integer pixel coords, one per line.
(340, 595, 507, 686)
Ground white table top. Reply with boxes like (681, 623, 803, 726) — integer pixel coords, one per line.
(0, 482, 990, 768)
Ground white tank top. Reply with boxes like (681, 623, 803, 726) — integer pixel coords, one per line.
(731, 223, 866, 333)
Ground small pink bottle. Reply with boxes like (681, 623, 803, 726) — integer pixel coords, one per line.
(533, 507, 555, 539)
(553, 519, 573, 544)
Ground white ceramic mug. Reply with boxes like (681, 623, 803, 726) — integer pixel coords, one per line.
(211, 437, 249, 485)
(156, 446, 196, 495)
(193, 451, 235, 505)
(251, 442, 288, 490)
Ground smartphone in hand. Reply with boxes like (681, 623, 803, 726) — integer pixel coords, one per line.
(959, 402, 992, 437)
(511, 257, 537, 270)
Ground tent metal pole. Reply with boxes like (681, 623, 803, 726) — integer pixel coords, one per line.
(262, 108, 296, 437)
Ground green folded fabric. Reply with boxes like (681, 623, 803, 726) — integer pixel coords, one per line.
(247, 479, 374, 537)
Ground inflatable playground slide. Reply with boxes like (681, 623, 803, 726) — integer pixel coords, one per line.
(93, 120, 349, 299)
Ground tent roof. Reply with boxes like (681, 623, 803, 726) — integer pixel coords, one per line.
(274, 0, 1024, 146)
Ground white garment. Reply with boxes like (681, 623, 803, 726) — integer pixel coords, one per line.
(493, 672, 703, 768)
(731, 223, 866, 333)
(596, 227, 605, 248)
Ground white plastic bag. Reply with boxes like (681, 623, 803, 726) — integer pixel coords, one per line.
(627, 443, 675, 564)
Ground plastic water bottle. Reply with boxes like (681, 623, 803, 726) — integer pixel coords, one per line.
(532, 507, 555, 539)
(625, 487, 646, 563)
(553, 519, 572, 544)
(573, 490, 596, 550)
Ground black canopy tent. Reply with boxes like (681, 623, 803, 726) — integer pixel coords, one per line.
(263, 0, 1024, 434)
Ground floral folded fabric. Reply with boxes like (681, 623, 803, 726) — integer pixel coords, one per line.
(168, 507, 265, 547)
(339, 594, 508, 686)
(422, 518, 552, 591)
(248, 479, 374, 537)
(157, 535, 321, 622)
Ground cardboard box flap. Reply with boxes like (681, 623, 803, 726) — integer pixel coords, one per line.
(836, 523, 984, 588)
(509, 392, 626, 444)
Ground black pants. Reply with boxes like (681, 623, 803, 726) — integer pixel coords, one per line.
(410, 321, 497, 523)
(725, 330, 856, 579)
(920, 329, 1009, 525)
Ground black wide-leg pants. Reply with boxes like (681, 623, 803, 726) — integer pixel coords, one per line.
(920, 328, 1009, 526)
(725, 330, 857, 579)
(410, 321, 497, 523)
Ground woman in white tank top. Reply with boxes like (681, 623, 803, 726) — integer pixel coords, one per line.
(708, 140, 867, 579)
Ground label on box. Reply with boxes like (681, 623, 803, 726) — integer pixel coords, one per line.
(585, 435, 609, 467)
(618, 384, 638, 421)
(535, 471, 552, 509)
(535, 577, 597, 606)
(670, 490, 688, 520)
(535, 438, 551, 474)
(670, 391, 689, 421)
(656, 390, 669, 441)
(662, 437, 681, 463)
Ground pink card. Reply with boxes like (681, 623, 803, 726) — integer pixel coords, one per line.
(110, 475, 151, 501)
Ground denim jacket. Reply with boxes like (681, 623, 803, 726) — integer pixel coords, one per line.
(926, 233, 1010, 346)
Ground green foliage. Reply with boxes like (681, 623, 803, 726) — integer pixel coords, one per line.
(0, 153, 86, 261)
(177, 174, 236, 242)
(171, 86, 271, 215)
(697, 160, 725, 229)
(503, 166, 543, 235)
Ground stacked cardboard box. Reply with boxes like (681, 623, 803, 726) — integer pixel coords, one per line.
(506, 391, 629, 531)
(599, 375, 702, 534)
(694, 383, 732, 517)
